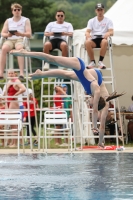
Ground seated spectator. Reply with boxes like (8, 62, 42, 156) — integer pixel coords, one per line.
(43, 9, 73, 70)
(3, 69, 26, 147)
(53, 86, 66, 146)
(105, 101, 118, 143)
(62, 84, 73, 121)
(0, 3, 32, 80)
(127, 95, 133, 112)
(85, 3, 113, 69)
(61, 84, 73, 146)
(125, 95, 133, 142)
(23, 89, 39, 145)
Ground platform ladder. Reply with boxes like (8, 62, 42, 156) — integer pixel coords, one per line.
(73, 37, 124, 149)
(38, 72, 75, 151)
(0, 37, 39, 152)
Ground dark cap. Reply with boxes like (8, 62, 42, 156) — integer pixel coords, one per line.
(95, 3, 104, 9)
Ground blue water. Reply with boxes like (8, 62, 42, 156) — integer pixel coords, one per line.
(0, 153, 133, 200)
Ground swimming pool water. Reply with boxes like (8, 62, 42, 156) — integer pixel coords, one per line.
(0, 153, 133, 200)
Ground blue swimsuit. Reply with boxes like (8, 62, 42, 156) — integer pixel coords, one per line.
(73, 57, 102, 95)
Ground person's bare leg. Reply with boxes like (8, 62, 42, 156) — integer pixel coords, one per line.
(29, 69, 79, 81)
(8, 102, 19, 147)
(16, 45, 24, 77)
(98, 102, 109, 147)
(43, 42, 52, 54)
(100, 39, 108, 57)
(0, 45, 11, 77)
(60, 42, 68, 57)
(85, 40, 96, 60)
(10, 50, 81, 70)
(9, 125, 17, 147)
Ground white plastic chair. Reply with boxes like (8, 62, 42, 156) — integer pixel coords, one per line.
(44, 110, 73, 152)
(0, 111, 23, 154)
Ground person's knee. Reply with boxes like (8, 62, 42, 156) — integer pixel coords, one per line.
(2, 45, 11, 53)
(85, 40, 92, 48)
(43, 42, 52, 50)
(101, 39, 108, 47)
(60, 42, 68, 50)
(15, 45, 23, 50)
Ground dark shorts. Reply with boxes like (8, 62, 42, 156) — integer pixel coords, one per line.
(49, 38, 67, 51)
(56, 124, 63, 127)
(91, 38, 103, 48)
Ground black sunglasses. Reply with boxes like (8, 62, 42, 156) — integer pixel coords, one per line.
(97, 9, 103, 11)
(57, 15, 64, 17)
(13, 8, 21, 11)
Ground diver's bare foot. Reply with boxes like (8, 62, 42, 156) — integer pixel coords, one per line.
(10, 49, 27, 54)
(91, 128, 99, 135)
(98, 143, 104, 149)
(29, 69, 42, 77)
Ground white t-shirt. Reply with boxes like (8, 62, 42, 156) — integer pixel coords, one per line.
(128, 104, 133, 112)
(87, 16, 113, 39)
(45, 21, 73, 41)
(7, 16, 28, 40)
(0, 87, 2, 94)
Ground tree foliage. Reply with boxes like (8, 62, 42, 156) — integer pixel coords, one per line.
(0, 0, 55, 32)
(0, 0, 117, 31)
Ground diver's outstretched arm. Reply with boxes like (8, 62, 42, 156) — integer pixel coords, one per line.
(29, 69, 79, 81)
(10, 49, 81, 71)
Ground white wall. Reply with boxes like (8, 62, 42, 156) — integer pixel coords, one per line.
(104, 45, 133, 110)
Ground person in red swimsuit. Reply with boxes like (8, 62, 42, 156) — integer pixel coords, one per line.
(3, 69, 26, 147)
(23, 88, 39, 145)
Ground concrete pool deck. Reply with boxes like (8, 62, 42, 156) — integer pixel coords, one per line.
(0, 147, 133, 154)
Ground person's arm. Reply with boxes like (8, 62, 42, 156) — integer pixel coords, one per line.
(62, 32, 73, 36)
(44, 22, 54, 37)
(85, 29, 92, 40)
(103, 19, 114, 39)
(35, 98, 39, 109)
(91, 83, 101, 129)
(15, 19, 32, 38)
(1, 20, 12, 38)
(55, 86, 66, 95)
(62, 23, 73, 37)
(103, 28, 114, 39)
(14, 80, 26, 96)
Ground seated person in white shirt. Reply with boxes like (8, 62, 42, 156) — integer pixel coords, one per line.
(0, 3, 32, 80)
(85, 3, 114, 69)
(126, 95, 133, 141)
(43, 9, 73, 70)
(127, 95, 133, 112)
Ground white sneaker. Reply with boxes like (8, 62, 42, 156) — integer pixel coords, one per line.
(97, 61, 106, 69)
(86, 61, 96, 69)
(59, 143, 68, 147)
(43, 63, 49, 71)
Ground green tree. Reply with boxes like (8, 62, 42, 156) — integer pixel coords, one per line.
(0, 0, 55, 32)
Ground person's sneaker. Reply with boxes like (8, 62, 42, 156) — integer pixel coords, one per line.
(86, 61, 96, 69)
(60, 143, 68, 147)
(97, 61, 106, 69)
(0, 76, 4, 80)
(43, 63, 49, 71)
(19, 75, 25, 81)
